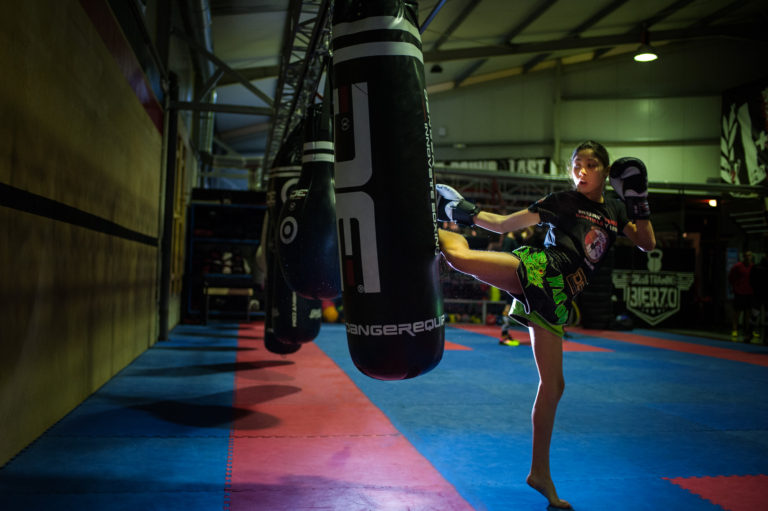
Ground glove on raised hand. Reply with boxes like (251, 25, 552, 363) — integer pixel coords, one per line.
(435, 184, 480, 226)
(610, 157, 650, 220)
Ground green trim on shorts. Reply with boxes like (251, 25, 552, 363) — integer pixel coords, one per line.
(510, 300, 566, 337)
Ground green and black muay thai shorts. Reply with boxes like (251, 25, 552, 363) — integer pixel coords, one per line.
(507, 246, 581, 337)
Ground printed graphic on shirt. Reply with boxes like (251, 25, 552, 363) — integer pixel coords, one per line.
(575, 208, 619, 234)
(584, 225, 609, 263)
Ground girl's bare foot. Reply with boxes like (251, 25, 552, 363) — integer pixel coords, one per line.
(526, 473, 571, 509)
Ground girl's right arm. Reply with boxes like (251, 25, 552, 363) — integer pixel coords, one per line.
(474, 209, 540, 234)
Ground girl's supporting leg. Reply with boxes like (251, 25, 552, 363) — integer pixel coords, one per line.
(439, 229, 570, 506)
(526, 324, 571, 509)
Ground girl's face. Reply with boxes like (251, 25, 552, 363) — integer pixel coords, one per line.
(571, 149, 607, 201)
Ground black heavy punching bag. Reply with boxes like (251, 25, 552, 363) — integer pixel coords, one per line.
(331, 0, 444, 380)
(264, 122, 322, 352)
(276, 103, 341, 300)
(258, 213, 299, 354)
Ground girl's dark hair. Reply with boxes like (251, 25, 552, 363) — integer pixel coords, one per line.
(571, 140, 610, 169)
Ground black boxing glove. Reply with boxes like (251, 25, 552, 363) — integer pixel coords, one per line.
(436, 184, 480, 226)
(610, 157, 650, 220)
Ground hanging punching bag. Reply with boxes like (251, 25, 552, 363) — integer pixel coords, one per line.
(276, 103, 341, 300)
(331, 0, 444, 380)
(264, 122, 322, 351)
(262, 209, 301, 354)
(257, 213, 299, 354)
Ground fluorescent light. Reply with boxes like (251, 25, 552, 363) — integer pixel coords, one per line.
(634, 43, 658, 62)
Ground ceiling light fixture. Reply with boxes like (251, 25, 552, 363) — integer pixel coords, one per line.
(633, 29, 658, 62)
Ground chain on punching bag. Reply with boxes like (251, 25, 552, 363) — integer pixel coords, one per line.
(331, 0, 444, 380)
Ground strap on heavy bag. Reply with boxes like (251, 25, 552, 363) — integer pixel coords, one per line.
(332, 0, 444, 380)
(276, 101, 341, 300)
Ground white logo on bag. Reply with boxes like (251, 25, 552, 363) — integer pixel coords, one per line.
(334, 82, 381, 293)
(279, 217, 298, 244)
(346, 315, 445, 337)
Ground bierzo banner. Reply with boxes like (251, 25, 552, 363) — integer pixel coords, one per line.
(611, 246, 694, 326)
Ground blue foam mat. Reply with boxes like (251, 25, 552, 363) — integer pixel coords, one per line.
(0, 323, 241, 511)
(0, 492, 226, 511)
(314, 324, 768, 510)
(3, 321, 767, 511)
(0, 437, 229, 493)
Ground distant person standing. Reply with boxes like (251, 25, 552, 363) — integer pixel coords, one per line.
(749, 255, 768, 344)
(729, 250, 755, 341)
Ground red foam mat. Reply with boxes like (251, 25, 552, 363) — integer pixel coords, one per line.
(571, 328, 768, 366)
(227, 323, 473, 510)
(445, 340, 472, 351)
(666, 474, 768, 511)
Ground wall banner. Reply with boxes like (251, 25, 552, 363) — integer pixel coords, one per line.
(612, 247, 694, 326)
(720, 78, 768, 186)
(438, 158, 552, 175)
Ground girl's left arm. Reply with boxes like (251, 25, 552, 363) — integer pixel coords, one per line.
(623, 219, 656, 252)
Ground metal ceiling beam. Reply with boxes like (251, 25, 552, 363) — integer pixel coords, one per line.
(592, 0, 695, 60)
(171, 100, 273, 116)
(691, 0, 746, 28)
(522, 0, 630, 73)
(217, 64, 280, 85)
(209, 0, 288, 16)
(221, 0, 761, 85)
(219, 121, 272, 142)
(428, 0, 482, 51)
(454, 0, 557, 86)
(420, 0, 447, 34)
(639, 0, 698, 28)
(171, 28, 275, 106)
(262, 0, 332, 177)
(423, 23, 766, 63)
(502, 0, 558, 43)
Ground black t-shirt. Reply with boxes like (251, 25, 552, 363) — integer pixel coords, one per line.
(528, 190, 629, 283)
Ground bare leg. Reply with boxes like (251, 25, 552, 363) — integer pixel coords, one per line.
(438, 229, 522, 294)
(440, 229, 570, 505)
(526, 324, 571, 509)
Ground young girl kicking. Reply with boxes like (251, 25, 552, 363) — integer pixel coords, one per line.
(436, 140, 656, 508)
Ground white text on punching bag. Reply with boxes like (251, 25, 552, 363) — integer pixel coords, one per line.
(334, 82, 381, 294)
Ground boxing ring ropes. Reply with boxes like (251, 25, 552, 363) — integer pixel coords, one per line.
(433, 164, 766, 214)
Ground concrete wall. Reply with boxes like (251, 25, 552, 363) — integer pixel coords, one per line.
(429, 37, 766, 185)
(0, 0, 163, 465)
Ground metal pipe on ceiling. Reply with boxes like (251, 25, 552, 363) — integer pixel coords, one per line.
(420, 0, 447, 34)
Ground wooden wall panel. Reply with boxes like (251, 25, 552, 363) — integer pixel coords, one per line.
(0, 0, 161, 237)
(0, 0, 162, 465)
(0, 209, 157, 465)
